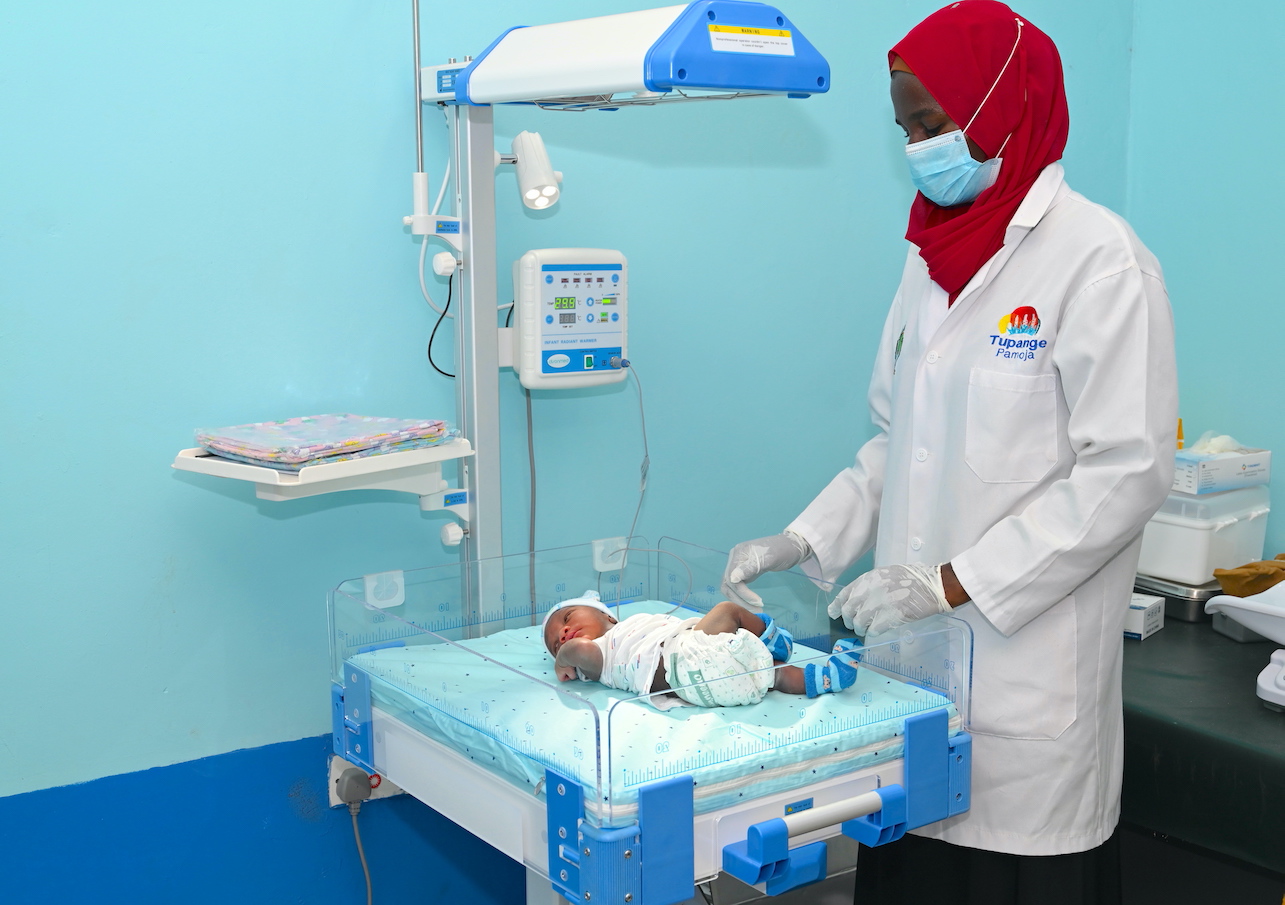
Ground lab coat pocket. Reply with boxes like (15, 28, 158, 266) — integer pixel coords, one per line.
(971, 595, 1078, 740)
(964, 368, 1058, 484)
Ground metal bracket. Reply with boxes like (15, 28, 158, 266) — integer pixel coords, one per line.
(419, 487, 470, 521)
(330, 666, 374, 773)
(546, 770, 695, 905)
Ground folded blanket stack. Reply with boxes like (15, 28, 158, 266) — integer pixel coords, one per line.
(195, 414, 455, 472)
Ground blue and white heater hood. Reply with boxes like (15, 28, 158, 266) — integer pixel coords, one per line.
(422, 1, 829, 110)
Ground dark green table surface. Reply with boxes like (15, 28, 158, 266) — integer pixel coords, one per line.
(1122, 618, 1285, 874)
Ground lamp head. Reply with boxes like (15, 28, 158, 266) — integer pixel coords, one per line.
(512, 130, 560, 210)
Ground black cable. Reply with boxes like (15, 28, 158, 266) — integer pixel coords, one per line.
(427, 273, 455, 378)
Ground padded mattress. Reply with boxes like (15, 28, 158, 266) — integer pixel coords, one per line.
(350, 601, 959, 824)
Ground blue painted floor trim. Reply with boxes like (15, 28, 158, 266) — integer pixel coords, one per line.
(0, 735, 523, 905)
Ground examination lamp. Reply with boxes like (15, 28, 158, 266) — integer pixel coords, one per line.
(511, 130, 561, 210)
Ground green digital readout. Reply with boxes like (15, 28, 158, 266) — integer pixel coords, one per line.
(554, 297, 577, 309)
(600, 296, 617, 305)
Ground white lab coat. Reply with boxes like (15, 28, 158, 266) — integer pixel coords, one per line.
(787, 163, 1178, 856)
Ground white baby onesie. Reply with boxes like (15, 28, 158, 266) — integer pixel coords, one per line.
(591, 613, 698, 695)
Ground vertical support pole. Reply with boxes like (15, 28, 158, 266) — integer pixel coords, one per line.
(450, 104, 504, 630)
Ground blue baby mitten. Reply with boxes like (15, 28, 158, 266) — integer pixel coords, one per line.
(758, 613, 795, 662)
(803, 639, 862, 697)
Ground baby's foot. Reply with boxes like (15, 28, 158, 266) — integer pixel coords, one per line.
(803, 639, 862, 697)
(758, 613, 795, 662)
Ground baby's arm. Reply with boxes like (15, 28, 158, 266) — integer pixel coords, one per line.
(554, 637, 604, 682)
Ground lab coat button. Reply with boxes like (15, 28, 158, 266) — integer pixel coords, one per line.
(915, 448, 928, 462)
(927, 351, 939, 363)
(911, 537, 923, 551)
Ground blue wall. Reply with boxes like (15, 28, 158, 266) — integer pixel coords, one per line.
(0, 0, 1160, 902)
(1127, 0, 1285, 558)
(0, 736, 522, 905)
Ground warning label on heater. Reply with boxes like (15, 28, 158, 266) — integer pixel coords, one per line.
(708, 24, 795, 56)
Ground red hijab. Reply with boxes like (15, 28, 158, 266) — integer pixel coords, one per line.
(890, 1, 1069, 298)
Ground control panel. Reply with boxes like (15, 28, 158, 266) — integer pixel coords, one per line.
(513, 248, 628, 389)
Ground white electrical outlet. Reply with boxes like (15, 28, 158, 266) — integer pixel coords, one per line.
(363, 570, 405, 608)
(592, 536, 628, 572)
(328, 755, 404, 808)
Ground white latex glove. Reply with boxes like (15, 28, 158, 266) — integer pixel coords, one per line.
(827, 563, 951, 637)
(722, 531, 813, 608)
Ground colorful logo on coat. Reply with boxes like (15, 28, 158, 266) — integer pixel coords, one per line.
(998, 306, 1041, 335)
(989, 305, 1046, 360)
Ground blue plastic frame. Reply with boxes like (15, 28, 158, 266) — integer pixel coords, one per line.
(546, 770, 695, 905)
(723, 708, 971, 896)
(330, 666, 374, 773)
(644, 1, 829, 97)
(450, 2, 829, 107)
(453, 26, 528, 106)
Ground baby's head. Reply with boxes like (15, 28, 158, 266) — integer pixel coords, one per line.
(542, 595, 618, 656)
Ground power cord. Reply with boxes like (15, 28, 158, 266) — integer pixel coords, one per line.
(620, 364, 650, 545)
(336, 767, 374, 905)
(427, 273, 455, 378)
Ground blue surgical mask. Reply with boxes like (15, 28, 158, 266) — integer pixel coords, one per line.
(905, 130, 1001, 207)
(903, 17, 1023, 207)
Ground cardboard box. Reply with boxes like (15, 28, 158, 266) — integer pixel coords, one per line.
(1173, 447, 1271, 495)
(1125, 593, 1165, 640)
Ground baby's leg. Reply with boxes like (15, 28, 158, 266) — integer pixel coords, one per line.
(774, 664, 806, 695)
(693, 601, 794, 662)
(693, 600, 765, 636)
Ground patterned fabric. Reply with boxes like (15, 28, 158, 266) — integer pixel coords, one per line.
(803, 639, 862, 698)
(195, 414, 453, 469)
(757, 613, 796, 662)
(595, 613, 697, 695)
(665, 628, 775, 707)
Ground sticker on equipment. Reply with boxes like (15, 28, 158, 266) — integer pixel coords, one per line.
(708, 24, 795, 56)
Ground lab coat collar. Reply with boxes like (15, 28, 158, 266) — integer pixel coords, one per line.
(1007, 162, 1068, 235)
(949, 163, 1068, 309)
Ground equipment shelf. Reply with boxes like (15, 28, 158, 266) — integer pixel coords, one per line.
(172, 439, 474, 505)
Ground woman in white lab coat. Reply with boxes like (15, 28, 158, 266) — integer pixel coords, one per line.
(723, 2, 1177, 902)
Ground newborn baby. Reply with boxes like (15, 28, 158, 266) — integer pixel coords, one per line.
(542, 591, 861, 706)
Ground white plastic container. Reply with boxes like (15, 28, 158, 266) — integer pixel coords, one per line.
(1137, 485, 1271, 585)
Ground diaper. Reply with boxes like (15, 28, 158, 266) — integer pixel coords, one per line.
(664, 628, 774, 707)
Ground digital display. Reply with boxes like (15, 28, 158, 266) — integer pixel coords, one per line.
(554, 297, 577, 309)
(599, 297, 616, 305)
(559, 313, 576, 324)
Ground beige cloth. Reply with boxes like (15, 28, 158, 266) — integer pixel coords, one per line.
(1214, 553, 1285, 597)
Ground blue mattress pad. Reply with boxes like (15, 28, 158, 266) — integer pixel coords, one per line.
(350, 601, 959, 825)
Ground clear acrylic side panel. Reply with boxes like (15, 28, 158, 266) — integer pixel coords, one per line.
(328, 538, 705, 812)
(328, 538, 971, 831)
(598, 612, 971, 827)
(656, 536, 837, 650)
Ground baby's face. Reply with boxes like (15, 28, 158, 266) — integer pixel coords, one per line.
(543, 605, 617, 655)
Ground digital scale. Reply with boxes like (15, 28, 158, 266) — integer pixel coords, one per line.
(1205, 585, 1285, 711)
(512, 248, 628, 390)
